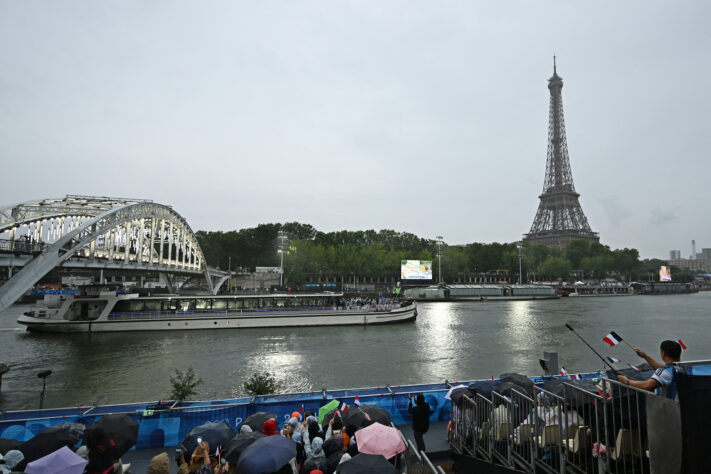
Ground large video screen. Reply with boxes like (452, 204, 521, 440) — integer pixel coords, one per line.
(659, 266, 671, 282)
(401, 260, 433, 280)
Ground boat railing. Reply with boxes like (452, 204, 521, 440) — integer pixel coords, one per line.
(451, 377, 666, 474)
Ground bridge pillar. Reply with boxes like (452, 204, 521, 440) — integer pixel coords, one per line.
(149, 219, 156, 265)
(137, 218, 145, 264)
(159, 219, 165, 265)
(124, 222, 132, 263)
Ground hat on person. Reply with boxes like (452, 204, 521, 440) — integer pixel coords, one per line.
(240, 424, 253, 434)
(291, 411, 301, 420)
(263, 419, 279, 436)
(0, 450, 23, 472)
(146, 452, 170, 474)
(309, 471, 324, 474)
(287, 417, 298, 428)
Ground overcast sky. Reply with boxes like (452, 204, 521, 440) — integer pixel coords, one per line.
(1, 1, 709, 258)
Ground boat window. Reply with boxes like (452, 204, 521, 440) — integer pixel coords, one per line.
(274, 298, 286, 308)
(128, 300, 145, 312)
(177, 299, 195, 312)
(195, 299, 211, 311)
(243, 298, 257, 310)
(227, 299, 242, 310)
(212, 299, 227, 310)
(162, 300, 178, 312)
(67, 300, 108, 321)
(143, 300, 162, 312)
(259, 298, 274, 309)
(112, 300, 131, 313)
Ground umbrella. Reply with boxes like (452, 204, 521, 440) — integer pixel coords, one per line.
(359, 405, 391, 426)
(341, 407, 369, 428)
(319, 400, 340, 425)
(444, 384, 468, 400)
(468, 380, 495, 401)
(180, 422, 236, 456)
(243, 412, 277, 432)
(0, 437, 20, 455)
(448, 387, 472, 405)
(499, 373, 534, 393)
(18, 423, 84, 470)
(355, 422, 406, 460)
(336, 453, 398, 474)
(85, 414, 138, 459)
(236, 435, 296, 474)
(24, 446, 87, 474)
(543, 379, 599, 403)
(493, 381, 531, 397)
(224, 431, 265, 464)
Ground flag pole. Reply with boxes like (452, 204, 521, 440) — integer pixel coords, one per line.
(566, 323, 620, 375)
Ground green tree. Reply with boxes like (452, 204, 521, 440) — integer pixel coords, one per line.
(244, 372, 278, 395)
(169, 367, 203, 401)
(539, 257, 572, 280)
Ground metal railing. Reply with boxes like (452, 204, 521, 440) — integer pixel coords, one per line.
(450, 377, 665, 474)
(402, 438, 445, 474)
(0, 238, 47, 254)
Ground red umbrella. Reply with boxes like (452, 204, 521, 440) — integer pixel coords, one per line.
(354, 422, 406, 460)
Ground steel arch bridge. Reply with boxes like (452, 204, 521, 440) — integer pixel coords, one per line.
(0, 195, 219, 312)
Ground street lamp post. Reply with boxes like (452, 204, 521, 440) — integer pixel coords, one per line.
(517, 242, 523, 285)
(277, 230, 288, 287)
(37, 369, 52, 409)
(436, 236, 444, 284)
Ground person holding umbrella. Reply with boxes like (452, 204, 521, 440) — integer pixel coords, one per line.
(408, 393, 432, 452)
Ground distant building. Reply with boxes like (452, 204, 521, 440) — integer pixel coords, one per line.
(702, 248, 711, 260)
(669, 258, 711, 273)
(670, 250, 681, 260)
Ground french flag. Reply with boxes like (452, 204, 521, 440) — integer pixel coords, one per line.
(354, 395, 361, 407)
(560, 367, 568, 376)
(603, 331, 623, 347)
(678, 339, 687, 350)
(339, 401, 348, 413)
(607, 356, 621, 364)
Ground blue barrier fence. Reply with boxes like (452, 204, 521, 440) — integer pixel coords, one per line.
(0, 373, 602, 450)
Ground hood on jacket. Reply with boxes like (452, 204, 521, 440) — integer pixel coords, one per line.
(310, 437, 325, 458)
(263, 418, 279, 436)
(322, 438, 341, 457)
(146, 452, 170, 474)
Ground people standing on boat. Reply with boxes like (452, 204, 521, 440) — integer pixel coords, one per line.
(408, 393, 432, 452)
(301, 432, 326, 474)
(617, 340, 681, 400)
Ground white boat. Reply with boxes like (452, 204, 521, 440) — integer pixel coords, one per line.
(17, 292, 417, 333)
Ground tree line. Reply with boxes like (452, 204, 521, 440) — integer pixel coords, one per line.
(196, 223, 689, 284)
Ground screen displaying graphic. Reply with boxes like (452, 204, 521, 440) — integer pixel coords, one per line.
(659, 266, 671, 282)
(401, 260, 433, 280)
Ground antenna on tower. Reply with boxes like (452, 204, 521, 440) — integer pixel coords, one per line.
(553, 54, 557, 74)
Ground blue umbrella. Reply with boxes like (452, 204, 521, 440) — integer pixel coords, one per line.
(236, 435, 296, 474)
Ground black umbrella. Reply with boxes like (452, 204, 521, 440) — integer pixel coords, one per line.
(449, 387, 472, 405)
(336, 453, 398, 474)
(493, 381, 532, 397)
(0, 438, 20, 455)
(342, 407, 369, 429)
(181, 421, 236, 456)
(359, 405, 391, 426)
(499, 373, 534, 392)
(225, 431, 266, 464)
(243, 412, 277, 432)
(236, 435, 296, 474)
(18, 423, 85, 470)
(468, 380, 495, 401)
(85, 414, 138, 459)
(543, 379, 599, 404)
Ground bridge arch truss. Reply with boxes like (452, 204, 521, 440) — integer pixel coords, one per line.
(0, 195, 213, 311)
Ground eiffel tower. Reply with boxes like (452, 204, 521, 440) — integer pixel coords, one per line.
(524, 58, 599, 250)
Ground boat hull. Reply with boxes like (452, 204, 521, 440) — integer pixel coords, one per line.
(17, 305, 417, 333)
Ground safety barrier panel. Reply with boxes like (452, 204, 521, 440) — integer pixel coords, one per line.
(402, 437, 445, 474)
(450, 377, 668, 474)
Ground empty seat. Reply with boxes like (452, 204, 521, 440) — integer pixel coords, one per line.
(495, 422, 512, 442)
(515, 423, 534, 445)
(536, 424, 561, 447)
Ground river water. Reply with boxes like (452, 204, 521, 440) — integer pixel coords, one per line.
(0, 293, 709, 411)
